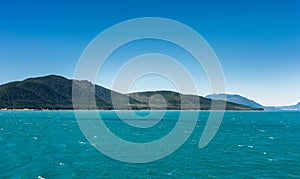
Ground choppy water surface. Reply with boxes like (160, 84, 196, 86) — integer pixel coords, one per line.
(0, 111, 299, 178)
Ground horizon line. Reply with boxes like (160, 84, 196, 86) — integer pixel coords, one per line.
(0, 73, 299, 107)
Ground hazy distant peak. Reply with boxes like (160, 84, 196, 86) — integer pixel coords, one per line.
(206, 93, 263, 109)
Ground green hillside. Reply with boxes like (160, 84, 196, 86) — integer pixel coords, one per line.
(0, 75, 263, 111)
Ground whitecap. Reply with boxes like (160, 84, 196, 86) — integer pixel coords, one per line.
(59, 162, 65, 166)
(94, 136, 98, 139)
(165, 172, 172, 176)
(33, 137, 38, 140)
(38, 176, 45, 179)
(238, 145, 243, 147)
(263, 152, 267, 155)
(268, 136, 274, 140)
(248, 145, 254, 148)
(79, 141, 85, 144)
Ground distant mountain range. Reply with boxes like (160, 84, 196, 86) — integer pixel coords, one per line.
(0, 75, 262, 111)
(206, 94, 263, 109)
(274, 102, 300, 111)
(206, 94, 300, 111)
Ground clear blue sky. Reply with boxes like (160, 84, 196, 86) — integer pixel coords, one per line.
(0, 0, 299, 106)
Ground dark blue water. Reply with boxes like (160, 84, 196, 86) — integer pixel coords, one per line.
(0, 111, 299, 178)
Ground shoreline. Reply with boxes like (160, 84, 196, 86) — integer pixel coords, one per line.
(0, 109, 292, 112)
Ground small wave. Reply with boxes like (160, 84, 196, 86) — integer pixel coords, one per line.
(165, 172, 172, 176)
(79, 141, 86, 144)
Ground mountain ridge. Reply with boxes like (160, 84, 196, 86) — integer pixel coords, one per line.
(0, 75, 262, 111)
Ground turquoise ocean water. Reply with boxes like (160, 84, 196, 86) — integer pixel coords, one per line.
(0, 111, 299, 178)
